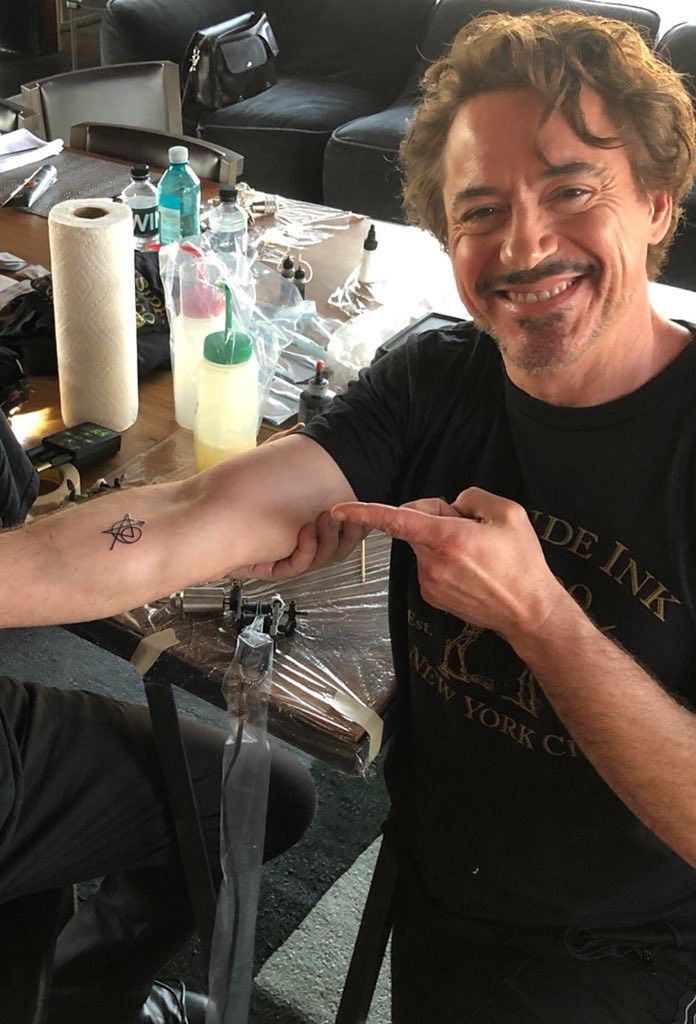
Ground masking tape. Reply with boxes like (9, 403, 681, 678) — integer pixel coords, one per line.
(31, 463, 81, 511)
(130, 628, 178, 677)
(330, 690, 383, 764)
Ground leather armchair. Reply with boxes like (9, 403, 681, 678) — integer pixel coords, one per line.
(100, 0, 435, 203)
(20, 61, 182, 143)
(69, 122, 243, 183)
(0, 97, 32, 134)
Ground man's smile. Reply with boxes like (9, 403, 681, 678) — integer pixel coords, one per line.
(493, 273, 589, 313)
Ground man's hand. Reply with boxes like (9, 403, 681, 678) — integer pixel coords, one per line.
(236, 511, 368, 580)
(332, 487, 566, 647)
(234, 422, 367, 580)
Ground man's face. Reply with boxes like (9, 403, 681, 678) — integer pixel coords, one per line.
(442, 88, 671, 381)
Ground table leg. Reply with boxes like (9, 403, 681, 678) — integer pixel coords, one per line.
(143, 677, 218, 961)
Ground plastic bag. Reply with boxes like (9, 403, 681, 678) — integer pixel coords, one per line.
(207, 612, 275, 1024)
(326, 302, 434, 390)
(159, 238, 288, 430)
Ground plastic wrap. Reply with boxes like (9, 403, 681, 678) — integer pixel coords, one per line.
(207, 616, 274, 1024)
(256, 197, 355, 256)
(112, 432, 394, 775)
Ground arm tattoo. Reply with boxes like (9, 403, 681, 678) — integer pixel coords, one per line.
(102, 513, 146, 551)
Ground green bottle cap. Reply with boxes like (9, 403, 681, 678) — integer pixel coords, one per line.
(203, 330, 253, 365)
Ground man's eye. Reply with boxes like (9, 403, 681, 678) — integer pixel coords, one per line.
(464, 204, 497, 219)
(556, 187, 592, 202)
(462, 206, 498, 222)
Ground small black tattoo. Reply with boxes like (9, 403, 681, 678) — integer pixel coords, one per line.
(102, 513, 146, 550)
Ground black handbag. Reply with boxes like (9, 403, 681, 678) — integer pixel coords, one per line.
(182, 11, 279, 110)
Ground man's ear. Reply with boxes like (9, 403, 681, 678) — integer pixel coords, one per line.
(647, 190, 673, 245)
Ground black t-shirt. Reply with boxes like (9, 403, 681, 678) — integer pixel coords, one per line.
(304, 321, 696, 928)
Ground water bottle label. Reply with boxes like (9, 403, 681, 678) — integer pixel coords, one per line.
(133, 205, 159, 237)
(159, 205, 181, 243)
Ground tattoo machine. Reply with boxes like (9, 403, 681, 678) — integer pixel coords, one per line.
(176, 583, 296, 638)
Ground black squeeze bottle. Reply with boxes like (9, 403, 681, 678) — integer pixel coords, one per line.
(298, 360, 335, 424)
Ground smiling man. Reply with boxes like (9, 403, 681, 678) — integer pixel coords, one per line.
(443, 88, 684, 389)
(317, 10, 696, 1023)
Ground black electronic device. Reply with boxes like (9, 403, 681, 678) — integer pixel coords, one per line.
(26, 422, 121, 472)
(372, 311, 464, 363)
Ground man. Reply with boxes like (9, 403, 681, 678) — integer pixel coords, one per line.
(327, 11, 696, 1021)
(2, 7, 696, 1022)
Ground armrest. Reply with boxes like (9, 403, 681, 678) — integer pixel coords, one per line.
(0, 97, 33, 133)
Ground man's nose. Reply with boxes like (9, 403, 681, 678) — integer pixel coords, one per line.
(499, 204, 557, 270)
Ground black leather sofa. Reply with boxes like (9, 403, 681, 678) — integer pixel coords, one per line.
(100, 0, 695, 290)
(654, 22, 696, 291)
(323, 0, 660, 220)
(100, 0, 435, 203)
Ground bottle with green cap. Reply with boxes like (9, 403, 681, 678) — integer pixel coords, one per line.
(157, 145, 201, 244)
(193, 285, 259, 469)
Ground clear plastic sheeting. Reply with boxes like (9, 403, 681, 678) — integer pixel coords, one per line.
(207, 617, 274, 1024)
(327, 265, 389, 318)
(257, 198, 356, 256)
(113, 432, 394, 774)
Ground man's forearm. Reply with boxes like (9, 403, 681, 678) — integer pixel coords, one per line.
(513, 592, 696, 868)
(3, 435, 355, 628)
(7, 476, 213, 627)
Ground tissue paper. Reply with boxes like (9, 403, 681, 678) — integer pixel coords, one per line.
(48, 198, 138, 431)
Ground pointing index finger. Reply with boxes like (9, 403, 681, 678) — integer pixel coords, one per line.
(331, 501, 450, 549)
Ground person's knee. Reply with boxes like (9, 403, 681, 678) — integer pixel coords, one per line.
(264, 746, 315, 861)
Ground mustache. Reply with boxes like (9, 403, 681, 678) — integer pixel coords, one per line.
(477, 260, 598, 295)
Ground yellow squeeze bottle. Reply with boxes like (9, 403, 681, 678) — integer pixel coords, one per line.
(194, 322, 259, 470)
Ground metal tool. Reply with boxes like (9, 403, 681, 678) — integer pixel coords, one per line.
(177, 583, 297, 638)
(3, 163, 58, 209)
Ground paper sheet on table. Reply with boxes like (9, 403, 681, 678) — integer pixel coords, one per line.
(0, 129, 64, 174)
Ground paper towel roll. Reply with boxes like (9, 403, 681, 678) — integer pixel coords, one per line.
(48, 199, 138, 431)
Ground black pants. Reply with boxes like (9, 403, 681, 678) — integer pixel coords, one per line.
(0, 678, 315, 1023)
(391, 872, 696, 1024)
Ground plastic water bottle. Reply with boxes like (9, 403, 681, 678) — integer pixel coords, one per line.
(207, 186, 248, 257)
(157, 145, 200, 244)
(120, 164, 158, 249)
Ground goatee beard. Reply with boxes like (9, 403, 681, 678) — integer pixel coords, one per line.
(475, 309, 599, 375)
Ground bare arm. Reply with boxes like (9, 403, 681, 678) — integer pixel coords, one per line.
(333, 489, 696, 868)
(5, 434, 354, 628)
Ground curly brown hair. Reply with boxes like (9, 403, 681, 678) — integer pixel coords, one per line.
(400, 10, 696, 278)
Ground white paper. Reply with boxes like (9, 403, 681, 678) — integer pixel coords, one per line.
(0, 129, 63, 174)
(0, 275, 34, 306)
